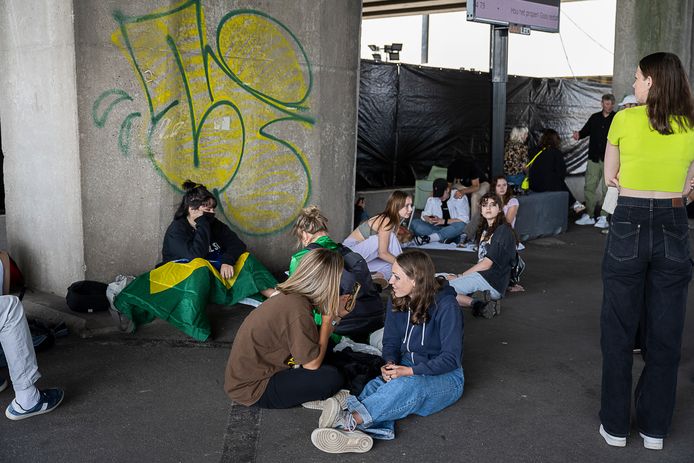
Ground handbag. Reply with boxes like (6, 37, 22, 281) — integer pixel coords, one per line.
(509, 253, 526, 286)
(521, 148, 546, 190)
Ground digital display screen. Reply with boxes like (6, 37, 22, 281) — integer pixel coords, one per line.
(467, 0, 561, 33)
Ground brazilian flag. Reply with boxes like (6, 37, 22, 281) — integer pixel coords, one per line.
(114, 253, 276, 341)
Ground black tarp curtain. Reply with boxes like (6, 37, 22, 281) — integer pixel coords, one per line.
(357, 60, 611, 189)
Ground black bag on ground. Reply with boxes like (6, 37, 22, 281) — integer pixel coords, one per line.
(325, 347, 386, 396)
(66, 280, 110, 313)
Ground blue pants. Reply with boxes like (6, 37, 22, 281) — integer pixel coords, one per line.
(346, 358, 464, 440)
(410, 219, 467, 243)
(600, 197, 692, 438)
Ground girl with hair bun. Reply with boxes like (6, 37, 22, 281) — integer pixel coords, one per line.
(115, 180, 277, 341)
(162, 180, 277, 299)
(289, 206, 384, 340)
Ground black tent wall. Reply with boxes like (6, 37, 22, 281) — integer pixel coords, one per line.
(356, 60, 611, 189)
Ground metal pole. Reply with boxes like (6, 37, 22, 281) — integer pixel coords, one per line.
(490, 25, 508, 178)
(421, 15, 429, 64)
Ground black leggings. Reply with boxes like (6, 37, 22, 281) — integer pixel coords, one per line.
(255, 365, 344, 409)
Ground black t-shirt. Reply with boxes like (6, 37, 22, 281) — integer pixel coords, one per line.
(447, 158, 480, 186)
(478, 223, 516, 295)
(441, 199, 451, 220)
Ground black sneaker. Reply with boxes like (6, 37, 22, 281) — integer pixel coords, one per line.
(480, 299, 500, 319)
(470, 290, 491, 317)
(412, 235, 430, 246)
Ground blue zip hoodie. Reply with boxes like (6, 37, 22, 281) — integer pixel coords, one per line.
(381, 284, 463, 376)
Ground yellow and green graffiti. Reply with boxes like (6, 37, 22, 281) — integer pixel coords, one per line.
(93, 0, 314, 235)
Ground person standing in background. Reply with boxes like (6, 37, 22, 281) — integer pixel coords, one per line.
(573, 94, 616, 229)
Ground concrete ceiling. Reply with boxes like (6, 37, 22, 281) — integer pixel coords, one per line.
(363, 1, 467, 19)
(362, 0, 586, 19)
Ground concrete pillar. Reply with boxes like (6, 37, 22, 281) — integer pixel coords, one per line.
(0, 1, 86, 294)
(1, 0, 362, 294)
(613, 0, 694, 101)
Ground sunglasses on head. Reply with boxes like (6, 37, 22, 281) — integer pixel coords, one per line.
(344, 282, 361, 313)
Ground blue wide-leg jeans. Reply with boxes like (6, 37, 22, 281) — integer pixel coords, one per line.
(346, 358, 464, 440)
(410, 219, 467, 243)
(600, 197, 692, 438)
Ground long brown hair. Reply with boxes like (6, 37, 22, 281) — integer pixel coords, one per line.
(391, 250, 439, 325)
(491, 175, 513, 206)
(371, 190, 410, 232)
(639, 52, 694, 135)
(475, 193, 518, 244)
(538, 129, 561, 149)
(291, 205, 329, 248)
(276, 248, 343, 317)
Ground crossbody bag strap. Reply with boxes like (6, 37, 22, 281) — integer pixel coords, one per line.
(525, 148, 546, 169)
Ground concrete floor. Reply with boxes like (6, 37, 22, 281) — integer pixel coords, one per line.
(1, 223, 693, 462)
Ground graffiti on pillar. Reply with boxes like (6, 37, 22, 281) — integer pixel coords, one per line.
(92, 0, 314, 235)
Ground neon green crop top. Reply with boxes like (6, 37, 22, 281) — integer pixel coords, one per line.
(607, 105, 694, 192)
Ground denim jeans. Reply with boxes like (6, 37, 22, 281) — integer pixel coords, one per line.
(448, 272, 501, 300)
(506, 173, 525, 187)
(410, 219, 467, 243)
(600, 197, 692, 438)
(346, 357, 464, 440)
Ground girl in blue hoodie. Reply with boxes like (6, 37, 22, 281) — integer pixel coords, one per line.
(312, 250, 464, 453)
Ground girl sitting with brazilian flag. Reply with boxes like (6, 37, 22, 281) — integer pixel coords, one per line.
(114, 181, 277, 341)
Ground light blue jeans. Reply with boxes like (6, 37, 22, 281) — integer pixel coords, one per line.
(346, 358, 464, 440)
(0, 296, 41, 407)
(449, 272, 502, 300)
(410, 219, 467, 243)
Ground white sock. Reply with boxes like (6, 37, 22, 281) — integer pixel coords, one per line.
(429, 233, 441, 242)
(15, 385, 41, 410)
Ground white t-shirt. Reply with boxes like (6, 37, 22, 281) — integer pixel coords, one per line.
(421, 196, 470, 224)
(503, 197, 519, 228)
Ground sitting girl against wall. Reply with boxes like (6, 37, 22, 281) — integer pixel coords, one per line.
(115, 181, 277, 340)
(161, 180, 277, 300)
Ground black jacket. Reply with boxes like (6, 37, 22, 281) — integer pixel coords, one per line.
(528, 147, 567, 193)
(161, 214, 246, 266)
(578, 111, 615, 162)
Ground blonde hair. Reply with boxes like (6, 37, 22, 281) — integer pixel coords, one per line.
(509, 126, 528, 143)
(291, 205, 329, 248)
(276, 248, 343, 317)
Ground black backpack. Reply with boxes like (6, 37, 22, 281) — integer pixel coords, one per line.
(306, 242, 384, 336)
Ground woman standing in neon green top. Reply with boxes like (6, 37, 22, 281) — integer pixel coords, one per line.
(599, 52, 694, 451)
